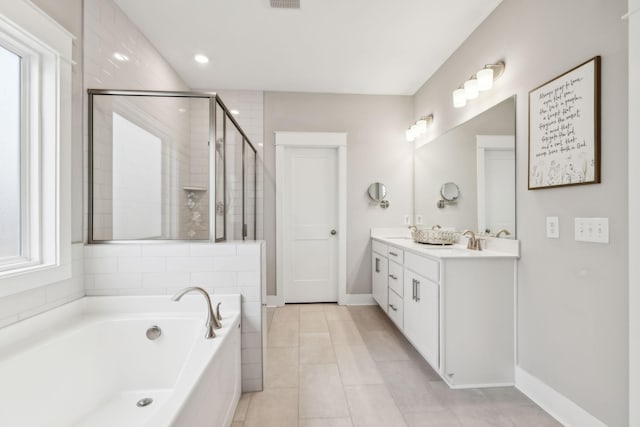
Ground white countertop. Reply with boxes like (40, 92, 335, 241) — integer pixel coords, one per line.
(371, 228, 519, 260)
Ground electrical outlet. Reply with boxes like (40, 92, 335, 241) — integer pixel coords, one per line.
(416, 215, 423, 225)
(403, 215, 410, 225)
(546, 216, 559, 238)
(575, 217, 609, 243)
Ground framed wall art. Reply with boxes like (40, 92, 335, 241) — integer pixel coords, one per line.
(528, 56, 601, 190)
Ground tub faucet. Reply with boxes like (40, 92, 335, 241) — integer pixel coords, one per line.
(462, 229, 481, 251)
(171, 287, 221, 339)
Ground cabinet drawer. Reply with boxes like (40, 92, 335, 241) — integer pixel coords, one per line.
(387, 246, 404, 263)
(405, 252, 439, 283)
(387, 288, 403, 329)
(372, 240, 388, 256)
(388, 261, 403, 296)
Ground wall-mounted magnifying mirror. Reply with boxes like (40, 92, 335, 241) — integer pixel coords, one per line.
(367, 182, 387, 202)
(440, 182, 460, 202)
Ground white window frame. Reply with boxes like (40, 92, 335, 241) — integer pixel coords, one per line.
(0, 0, 73, 297)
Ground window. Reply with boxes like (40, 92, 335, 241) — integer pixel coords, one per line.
(0, 45, 22, 266)
(0, 0, 73, 297)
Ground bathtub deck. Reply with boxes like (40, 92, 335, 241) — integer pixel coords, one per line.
(73, 389, 172, 427)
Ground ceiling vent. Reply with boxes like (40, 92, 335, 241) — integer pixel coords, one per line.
(270, 0, 300, 9)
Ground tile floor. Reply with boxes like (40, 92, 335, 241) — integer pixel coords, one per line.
(232, 304, 561, 427)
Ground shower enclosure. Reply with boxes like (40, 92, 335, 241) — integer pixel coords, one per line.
(88, 90, 257, 243)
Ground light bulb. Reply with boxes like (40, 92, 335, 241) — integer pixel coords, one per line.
(453, 88, 467, 108)
(464, 78, 479, 100)
(477, 67, 494, 91)
(416, 118, 427, 135)
(405, 128, 415, 142)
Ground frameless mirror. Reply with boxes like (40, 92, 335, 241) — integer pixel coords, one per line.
(440, 182, 460, 201)
(367, 182, 387, 202)
(414, 96, 516, 237)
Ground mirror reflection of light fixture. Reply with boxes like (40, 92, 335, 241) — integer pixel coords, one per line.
(453, 61, 505, 108)
(405, 114, 434, 142)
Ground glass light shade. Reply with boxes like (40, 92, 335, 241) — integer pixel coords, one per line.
(405, 128, 414, 142)
(477, 68, 494, 91)
(416, 118, 427, 135)
(464, 78, 479, 99)
(453, 88, 467, 108)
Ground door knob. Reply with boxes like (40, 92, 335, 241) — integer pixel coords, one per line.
(330, 229, 337, 235)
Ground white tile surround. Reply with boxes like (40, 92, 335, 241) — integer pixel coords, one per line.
(0, 244, 85, 329)
(84, 241, 266, 391)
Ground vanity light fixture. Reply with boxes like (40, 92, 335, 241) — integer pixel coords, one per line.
(194, 54, 209, 64)
(405, 114, 434, 142)
(453, 61, 505, 108)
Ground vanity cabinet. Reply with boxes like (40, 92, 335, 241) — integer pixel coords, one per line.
(370, 236, 516, 389)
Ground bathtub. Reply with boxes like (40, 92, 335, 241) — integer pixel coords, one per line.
(0, 295, 242, 427)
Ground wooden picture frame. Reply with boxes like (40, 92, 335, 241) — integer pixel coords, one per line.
(528, 56, 601, 190)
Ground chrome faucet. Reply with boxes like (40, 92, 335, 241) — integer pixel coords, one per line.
(171, 287, 221, 339)
(496, 229, 511, 238)
(462, 229, 481, 251)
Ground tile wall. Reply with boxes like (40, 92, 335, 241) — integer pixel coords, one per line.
(84, 241, 265, 391)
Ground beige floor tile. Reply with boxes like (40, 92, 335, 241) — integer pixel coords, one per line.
(243, 388, 298, 427)
(301, 311, 329, 333)
(300, 363, 350, 418)
(500, 404, 562, 426)
(376, 361, 444, 413)
(344, 384, 407, 427)
(272, 304, 300, 323)
(334, 344, 384, 385)
(324, 304, 352, 320)
(349, 309, 394, 333)
(300, 332, 336, 364)
(328, 319, 365, 346)
(231, 422, 244, 427)
(299, 303, 328, 312)
(402, 408, 462, 427)
(232, 392, 253, 422)
(265, 346, 299, 388)
(299, 417, 354, 427)
(361, 329, 412, 361)
(268, 319, 299, 347)
(452, 404, 514, 427)
(266, 307, 275, 331)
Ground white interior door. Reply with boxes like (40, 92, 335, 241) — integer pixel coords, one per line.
(283, 147, 338, 303)
(477, 135, 515, 237)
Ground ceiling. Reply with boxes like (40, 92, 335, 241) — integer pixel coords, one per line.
(114, 0, 502, 95)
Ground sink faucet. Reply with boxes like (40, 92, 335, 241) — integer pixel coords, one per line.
(171, 287, 221, 339)
(462, 229, 481, 251)
(496, 229, 511, 238)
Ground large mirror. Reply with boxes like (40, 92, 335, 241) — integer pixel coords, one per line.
(414, 96, 516, 237)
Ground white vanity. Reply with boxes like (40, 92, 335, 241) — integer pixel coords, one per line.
(371, 229, 519, 389)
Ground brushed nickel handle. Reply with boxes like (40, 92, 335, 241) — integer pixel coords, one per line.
(412, 278, 417, 301)
(415, 280, 421, 302)
(375, 257, 380, 273)
(389, 274, 398, 280)
(389, 251, 398, 256)
(388, 304, 398, 312)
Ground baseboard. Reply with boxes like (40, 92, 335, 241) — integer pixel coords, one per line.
(265, 295, 283, 307)
(341, 293, 376, 306)
(515, 366, 607, 427)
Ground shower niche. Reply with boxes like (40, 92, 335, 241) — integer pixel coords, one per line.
(88, 90, 257, 243)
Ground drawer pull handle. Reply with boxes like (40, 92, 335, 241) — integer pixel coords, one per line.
(388, 304, 398, 312)
(415, 280, 421, 302)
(375, 257, 380, 273)
(412, 278, 417, 301)
(389, 251, 398, 256)
(389, 274, 398, 280)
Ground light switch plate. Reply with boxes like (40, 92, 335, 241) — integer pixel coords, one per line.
(546, 216, 559, 238)
(575, 217, 609, 243)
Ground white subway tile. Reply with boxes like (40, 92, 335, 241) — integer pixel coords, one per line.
(118, 257, 166, 273)
(189, 243, 237, 257)
(242, 314, 261, 333)
(89, 245, 142, 258)
(237, 271, 260, 286)
(85, 257, 118, 274)
(190, 271, 236, 287)
(166, 257, 216, 272)
(241, 332, 261, 349)
(241, 348, 262, 364)
(94, 273, 143, 289)
(241, 363, 262, 380)
(241, 378, 263, 393)
(236, 243, 261, 256)
(143, 244, 190, 257)
(239, 286, 261, 301)
(142, 272, 190, 288)
(212, 256, 259, 272)
(242, 301, 261, 317)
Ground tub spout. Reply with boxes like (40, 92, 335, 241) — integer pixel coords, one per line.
(171, 287, 222, 339)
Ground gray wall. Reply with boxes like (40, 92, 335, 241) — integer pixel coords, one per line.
(263, 92, 414, 296)
(412, 1, 628, 425)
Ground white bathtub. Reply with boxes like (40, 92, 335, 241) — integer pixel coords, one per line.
(0, 295, 242, 427)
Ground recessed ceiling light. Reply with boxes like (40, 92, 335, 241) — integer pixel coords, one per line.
(113, 52, 129, 62)
(178, 108, 187, 113)
(194, 54, 209, 64)
(230, 109, 239, 115)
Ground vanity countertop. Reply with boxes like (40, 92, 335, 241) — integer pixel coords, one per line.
(371, 229, 519, 260)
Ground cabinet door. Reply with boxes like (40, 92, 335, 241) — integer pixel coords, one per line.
(404, 270, 439, 369)
(372, 252, 388, 311)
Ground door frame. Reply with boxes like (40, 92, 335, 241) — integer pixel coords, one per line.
(274, 132, 347, 306)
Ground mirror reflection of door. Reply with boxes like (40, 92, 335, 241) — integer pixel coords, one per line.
(476, 135, 515, 237)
